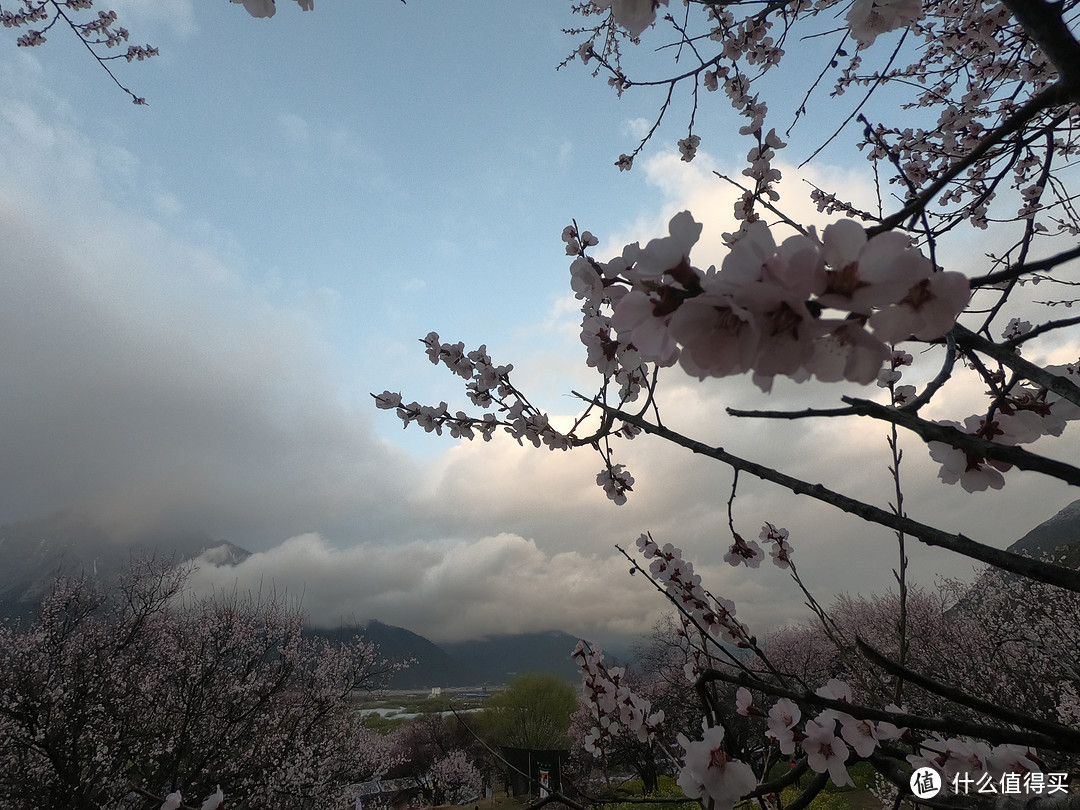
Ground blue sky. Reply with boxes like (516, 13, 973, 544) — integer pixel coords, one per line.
(1, 0, 1076, 643)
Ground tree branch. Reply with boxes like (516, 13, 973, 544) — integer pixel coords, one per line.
(840, 395, 1080, 487)
(1000, 0, 1080, 96)
(950, 324, 1080, 407)
(854, 638, 1080, 744)
(969, 243, 1080, 287)
(698, 668, 1080, 750)
(588, 401, 1080, 593)
(870, 85, 1069, 235)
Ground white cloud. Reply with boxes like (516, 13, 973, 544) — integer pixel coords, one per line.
(557, 140, 574, 168)
(0, 64, 419, 548)
(624, 117, 652, 140)
(186, 531, 666, 642)
(598, 147, 878, 260)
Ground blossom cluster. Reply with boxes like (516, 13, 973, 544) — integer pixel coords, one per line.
(743, 680, 1040, 794)
(0, 560, 398, 808)
(928, 360, 1080, 491)
(636, 532, 752, 647)
(594, 0, 923, 60)
(845, 0, 924, 48)
(592, 0, 671, 39)
(847, 0, 1072, 232)
(576, 535, 1059, 807)
(159, 786, 224, 810)
(576, 0, 1080, 241)
(374, 333, 571, 450)
(571, 640, 665, 755)
(0, 0, 157, 101)
(4, 1, 143, 52)
(425, 750, 484, 806)
(568, 214, 969, 395)
(907, 736, 1045, 786)
(725, 523, 795, 570)
(758, 680, 905, 786)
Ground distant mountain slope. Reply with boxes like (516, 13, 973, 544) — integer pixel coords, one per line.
(0, 511, 248, 617)
(1005, 497, 1080, 565)
(440, 630, 582, 684)
(309, 620, 481, 690)
(307, 624, 585, 689)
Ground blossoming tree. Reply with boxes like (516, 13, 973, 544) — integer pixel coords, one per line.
(372, 0, 1080, 807)
(0, 559, 400, 810)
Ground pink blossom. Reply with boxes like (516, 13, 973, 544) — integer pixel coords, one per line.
(735, 282, 822, 380)
(597, 464, 634, 504)
(928, 416, 1014, 492)
(677, 725, 758, 809)
(201, 786, 225, 810)
(840, 717, 882, 757)
(816, 679, 853, 704)
(818, 220, 929, 316)
(233, 0, 275, 17)
(988, 745, 1042, 779)
(373, 391, 403, 410)
(668, 292, 758, 379)
(760, 523, 793, 569)
(767, 698, 801, 755)
(892, 384, 917, 406)
(877, 367, 901, 387)
(232, 0, 314, 15)
(846, 0, 923, 47)
(594, 0, 671, 38)
(875, 705, 907, 741)
(815, 679, 854, 723)
(611, 289, 680, 365)
(1002, 318, 1033, 339)
(735, 686, 755, 716)
(624, 210, 703, 281)
(717, 221, 780, 290)
(930, 438, 1009, 491)
(679, 135, 701, 162)
(869, 271, 970, 342)
(724, 534, 765, 568)
(802, 719, 853, 786)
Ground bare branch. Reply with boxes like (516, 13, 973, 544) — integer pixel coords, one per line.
(589, 400, 1080, 593)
